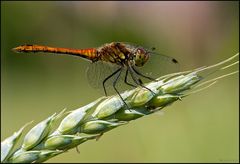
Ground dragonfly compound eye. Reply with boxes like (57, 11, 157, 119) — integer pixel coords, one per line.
(134, 47, 149, 67)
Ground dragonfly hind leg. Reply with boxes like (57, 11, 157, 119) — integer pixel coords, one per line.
(102, 67, 130, 110)
(112, 68, 130, 109)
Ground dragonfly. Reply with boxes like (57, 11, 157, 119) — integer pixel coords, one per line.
(12, 42, 179, 107)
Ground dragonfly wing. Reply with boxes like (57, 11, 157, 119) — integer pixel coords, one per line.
(86, 61, 122, 87)
(86, 61, 136, 95)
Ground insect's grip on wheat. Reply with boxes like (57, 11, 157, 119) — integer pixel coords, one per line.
(1, 53, 239, 163)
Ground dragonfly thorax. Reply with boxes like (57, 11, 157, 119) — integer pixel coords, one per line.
(97, 42, 150, 68)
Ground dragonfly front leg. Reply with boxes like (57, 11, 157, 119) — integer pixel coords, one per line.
(132, 66, 157, 82)
(112, 68, 130, 109)
(128, 66, 156, 95)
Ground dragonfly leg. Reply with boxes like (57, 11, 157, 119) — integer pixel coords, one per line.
(138, 78, 143, 84)
(124, 69, 137, 88)
(113, 68, 130, 109)
(132, 66, 157, 82)
(128, 66, 156, 95)
(102, 68, 122, 96)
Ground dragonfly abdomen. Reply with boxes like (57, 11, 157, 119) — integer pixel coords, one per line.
(12, 45, 97, 61)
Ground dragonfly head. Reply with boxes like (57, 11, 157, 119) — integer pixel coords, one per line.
(133, 47, 150, 67)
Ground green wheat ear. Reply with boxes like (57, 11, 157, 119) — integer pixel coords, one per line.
(1, 53, 239, 163)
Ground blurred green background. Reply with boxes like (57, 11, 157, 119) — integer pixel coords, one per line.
(1, 1, 239, 163)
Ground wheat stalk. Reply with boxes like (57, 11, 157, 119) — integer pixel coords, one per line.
(1, 53, 239, 163)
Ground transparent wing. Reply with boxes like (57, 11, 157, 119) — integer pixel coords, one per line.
(86, 61, 134, 95)
(86, 61, 119, 88)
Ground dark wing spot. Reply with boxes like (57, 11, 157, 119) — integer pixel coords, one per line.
(172, 58, 178, 64)
(151, 47, 156, 51)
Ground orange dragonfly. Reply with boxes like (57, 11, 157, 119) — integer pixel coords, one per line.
(12, 42, 179, 107)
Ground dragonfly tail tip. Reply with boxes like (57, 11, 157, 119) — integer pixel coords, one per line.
(11, 46, 23, 53)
